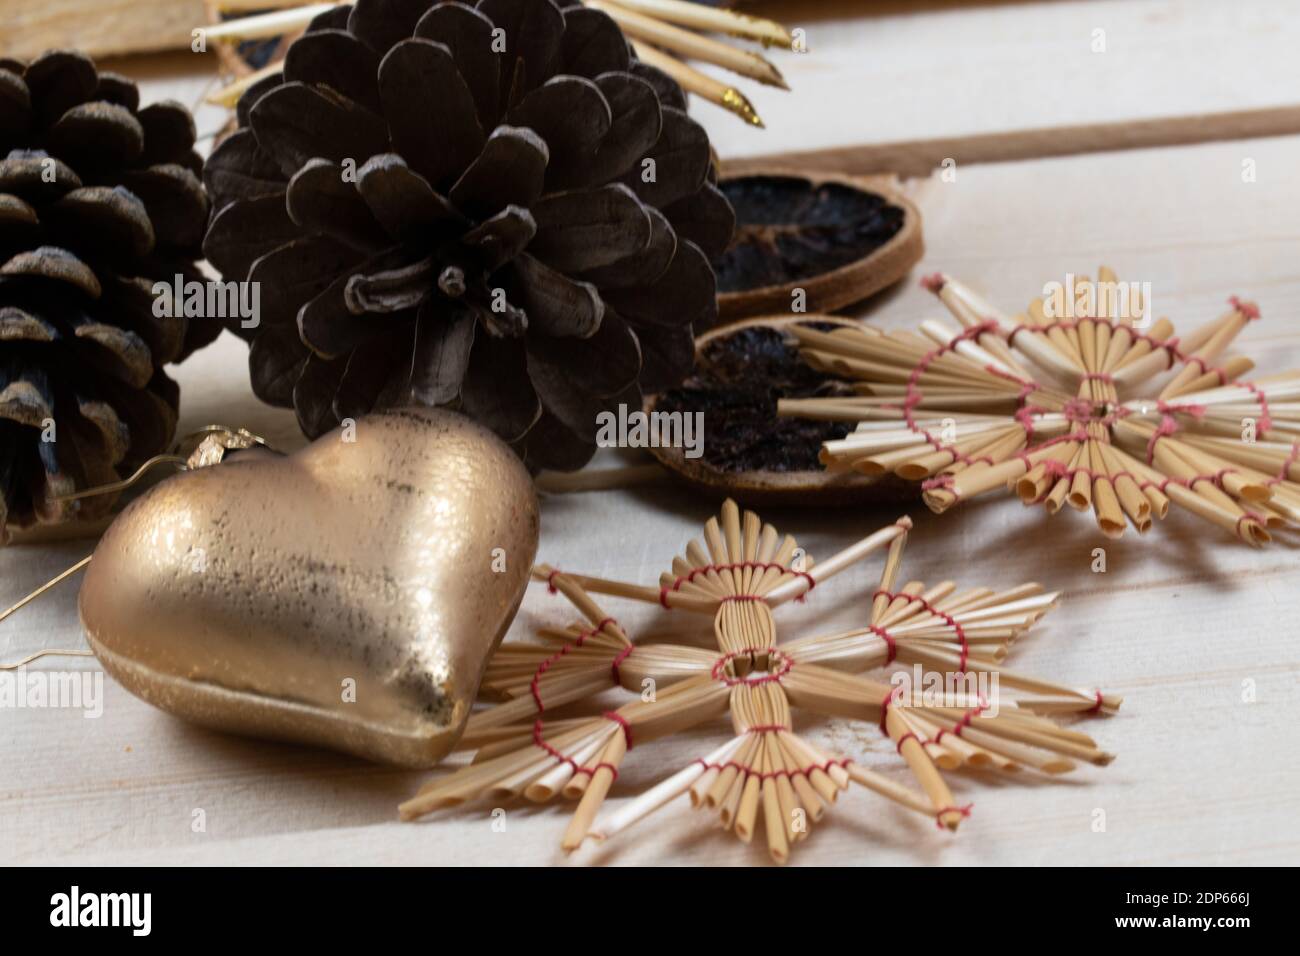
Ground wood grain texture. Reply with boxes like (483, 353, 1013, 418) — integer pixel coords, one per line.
(708, 0, 1300, 163)
(722, 105, 1300, 178)
(5, 129, 1300, 865)
(1, 0, 207, 60)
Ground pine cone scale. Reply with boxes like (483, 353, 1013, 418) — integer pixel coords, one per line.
(203, 130, 284, 206)
(348, 0, 434, 54)
(0, 371, 52, 426)
(505, 76, 610, 188)
(413, 4, 499, 129)
(297, 247, 411, 358)
(3, 246, 101, 296)
(409, 298, 475, 407)
(448, 125, 548, 217)
(379, 39, 485, 187)
(23, 52, 97, 126)
(480, 0, 566, 101)
(249, 325, 308, 405)
(561, 8, 633, 79)
(529, 183, 651, 273)
(283, 30, 383, 116)
(586, 74, 662, 185)
(459, 333, 539, 442)
(249, 82, 389, 179)
(49, 102, 144, 167)
(508, 252, 601, 338)
(0, 305, 56, 342)
(204, 194, 298, 282)
(250, 236, 367, 329)
(119, 164, 209, 250)
(0, 73, 31, 139)
(1, 152, 81, 198)
(286, 158, 391, 250)
(577, 206, 675, 289)
(50, 185, 155, 262)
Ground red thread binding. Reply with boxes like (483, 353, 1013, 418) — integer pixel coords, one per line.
(879, 687, 901, 733)
(1266, 441, 1300, 488)
(528, 617, 613, 711)
(922, 473, 956, 492)
(1236, 511, 1266, 538)
(610, 644, 635, 686)
(895, 731, 921, 755)
(527, 618, 631, 779)
(934, 804, 974, 829)
(1018, 317, 1182, 365)
(869, 624, 897, 664)
(1157, 400, 1206, 419)
(1229, 295, 1261, 320)
(1062, 397, 1101, 423)
(1183, 353, 1229, 385)
(711, 649, 793, 686)
(657, 560, 816, 609)
(532, 719, 618, 781)
(874, 589, 969, 671)
(694, 756, 851, 781)
(1087, 690, 1104, 715)
(1014, 404, 1047, 438)
(1238, 382, 1273, 435)
(933, 701, 988, 745)
(1042, 458, 1070, 481)
(1146, 414, 1179, 464)
(603, 711, 633, 750)
(899, 322, 1005, 463)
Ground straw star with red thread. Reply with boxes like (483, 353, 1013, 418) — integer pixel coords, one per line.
(400, 500, 1118, 863)
(780, 268, 1300, 544)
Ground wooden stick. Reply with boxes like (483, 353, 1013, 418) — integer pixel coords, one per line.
(722, 105, 1300, 178)
(605, 0, 792, 48)
(202, 4, 334, 42)
(588, 0, 787, 88)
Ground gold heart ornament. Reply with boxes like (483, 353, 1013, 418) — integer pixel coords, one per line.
(79, 408, 539, 767)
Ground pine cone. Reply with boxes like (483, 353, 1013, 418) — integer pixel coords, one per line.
(0, 52, 214, 540)
(203, 0, 733, 471)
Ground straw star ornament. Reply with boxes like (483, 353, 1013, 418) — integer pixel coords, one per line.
(780, 269, 1300, 544)
(400, 500, 1118, 863)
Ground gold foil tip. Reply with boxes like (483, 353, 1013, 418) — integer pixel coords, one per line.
(722, 87, 765, 128)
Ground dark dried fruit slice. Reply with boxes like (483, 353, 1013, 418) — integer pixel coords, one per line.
(644, 315, 919, 507)
(712, 169, 923, 324)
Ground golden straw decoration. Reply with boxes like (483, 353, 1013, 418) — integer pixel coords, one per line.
(780, 268, 1300, 545)
(400, 500, 1118, 863)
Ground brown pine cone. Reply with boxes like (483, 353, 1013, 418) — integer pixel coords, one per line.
(203, 0, 733, 471)
(0, 52, 214, 541)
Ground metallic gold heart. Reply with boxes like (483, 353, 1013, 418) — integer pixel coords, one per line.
(79, 408, 538, 767)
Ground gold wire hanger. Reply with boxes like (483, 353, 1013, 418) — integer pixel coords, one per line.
(1, 426, 276, 667)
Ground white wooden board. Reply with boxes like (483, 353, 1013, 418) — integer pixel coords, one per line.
(5, 129, 1300, 865)
(706, 0, 1300, 165)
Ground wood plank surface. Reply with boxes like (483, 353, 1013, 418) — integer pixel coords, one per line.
(2, 0, 207, 60)
(5, 125, 1299, 864)
(708, 0, 1300, 164)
